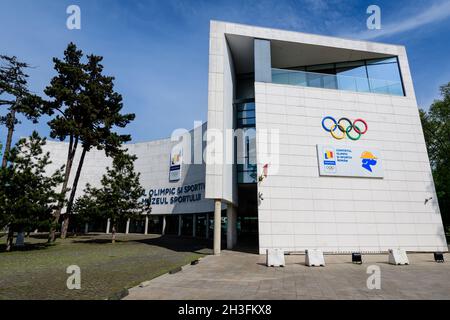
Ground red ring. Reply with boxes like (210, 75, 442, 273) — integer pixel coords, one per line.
(353, 118, 368, 134)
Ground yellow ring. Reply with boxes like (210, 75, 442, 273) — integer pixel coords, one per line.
(330, 124, 346, 139)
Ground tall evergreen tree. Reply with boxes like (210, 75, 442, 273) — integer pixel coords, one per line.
(0, 55, 42, 168)
(74, 152, 149, 243)
(43, 43, 135, 241)
(0, 132, 65, 251)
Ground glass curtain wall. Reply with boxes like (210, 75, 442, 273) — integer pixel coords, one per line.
(366, 57, 404, 95)
(195, 214, 207, 238)
(272, 56, 404, 96)
(235, 100, 257, 184)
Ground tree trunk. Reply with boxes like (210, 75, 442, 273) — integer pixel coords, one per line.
(60, 215, 70, 240)
(49, 136, 78, 242)
(1, 109, 16, 168)
(5, 226, 14, 252)
(60, 147, 87, 239)
(111, 225, 116, 244)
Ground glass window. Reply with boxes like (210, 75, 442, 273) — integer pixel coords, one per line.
(237, 170, 258, 184)
(336, 61, 369, 92)
(366, 60, 401, 82)
(147, 216, 162, 234)
(237, 117, 255, 127)
(306, 72, 337, 89)
(237, 163, 257, 173)
(237, 110, 255, 119)
(366, 57, 403, 95)
(180, 215, 193, 236)
(307, 72, 324, 88)
(235, 101, 257, 184)
(322, 74, 337, 89)
(306, 63, 337, 88)
(236, 102, 255, 112)
(366, 57, 398, 65)
(236, 128, 256, 164)
(165, 215, 179, 235)
(289, 71, 308, 86)
(236, 133, 257, 184)
(272, 69, 307, 86)
(271, 69, 291, 85)
(272, 56, 404, 96)
(236, 102, 256, 129)
(195, 214, 207, 238)
(304, 63, 338, 89)
(306, 63, 335, 74)
(336, 61, 365, 74)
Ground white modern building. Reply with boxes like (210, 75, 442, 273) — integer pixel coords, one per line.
(44, 21, 448, 255)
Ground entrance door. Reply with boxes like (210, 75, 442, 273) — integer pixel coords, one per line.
(236, 184, 258, 251)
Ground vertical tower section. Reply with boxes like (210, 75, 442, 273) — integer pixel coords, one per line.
(205, 21, 237, 206)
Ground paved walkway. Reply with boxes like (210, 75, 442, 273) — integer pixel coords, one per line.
(125, 251, 450, 300)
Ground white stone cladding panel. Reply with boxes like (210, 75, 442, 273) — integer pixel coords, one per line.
(205, 21, 237, 204)
(42, 124, 213, 215)
(255, 81, 447, 254)
(206, 20, 425, 207)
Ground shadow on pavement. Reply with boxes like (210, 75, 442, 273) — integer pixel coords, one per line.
(135, 235, 212, 254)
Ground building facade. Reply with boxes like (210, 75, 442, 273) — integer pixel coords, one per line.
(43, 21, 448, 254)
(44, 123, 218, 237)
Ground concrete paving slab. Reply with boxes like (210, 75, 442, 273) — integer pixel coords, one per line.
(124, 251, 450, 300)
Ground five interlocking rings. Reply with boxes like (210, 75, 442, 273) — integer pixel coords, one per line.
(321, 116, 368, 140)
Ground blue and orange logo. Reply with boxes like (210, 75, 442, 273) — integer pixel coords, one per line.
(361, 151, 377, 172)
(324, 150, 334, 159)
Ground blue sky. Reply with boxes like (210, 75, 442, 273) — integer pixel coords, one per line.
(1, 0, 450, 143)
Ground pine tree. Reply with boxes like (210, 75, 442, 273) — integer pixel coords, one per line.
(43, 43, 135, 241)
(0, 132, 65, 251)
(0, 55, 43, 168)
(74, 152, 149, 243)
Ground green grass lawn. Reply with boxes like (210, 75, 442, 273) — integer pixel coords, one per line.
(0, 233, 211, 300)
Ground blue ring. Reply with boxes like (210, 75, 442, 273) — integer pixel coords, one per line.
(322, 116, 337, 132)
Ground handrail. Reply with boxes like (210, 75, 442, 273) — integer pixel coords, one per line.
(271, 68, 403, 96)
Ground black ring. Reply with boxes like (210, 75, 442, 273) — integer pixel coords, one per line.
(338, 117, 353, 133)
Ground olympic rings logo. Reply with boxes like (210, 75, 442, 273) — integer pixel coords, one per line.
(321, 116, 368, 140)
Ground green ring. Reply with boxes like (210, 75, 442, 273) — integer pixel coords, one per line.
(346, 125, 361, 140)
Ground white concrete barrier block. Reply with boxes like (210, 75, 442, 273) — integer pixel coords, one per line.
(388, 248, 409, 265)
(305, 249, 325, 267)
(266, 249, 285, 267)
